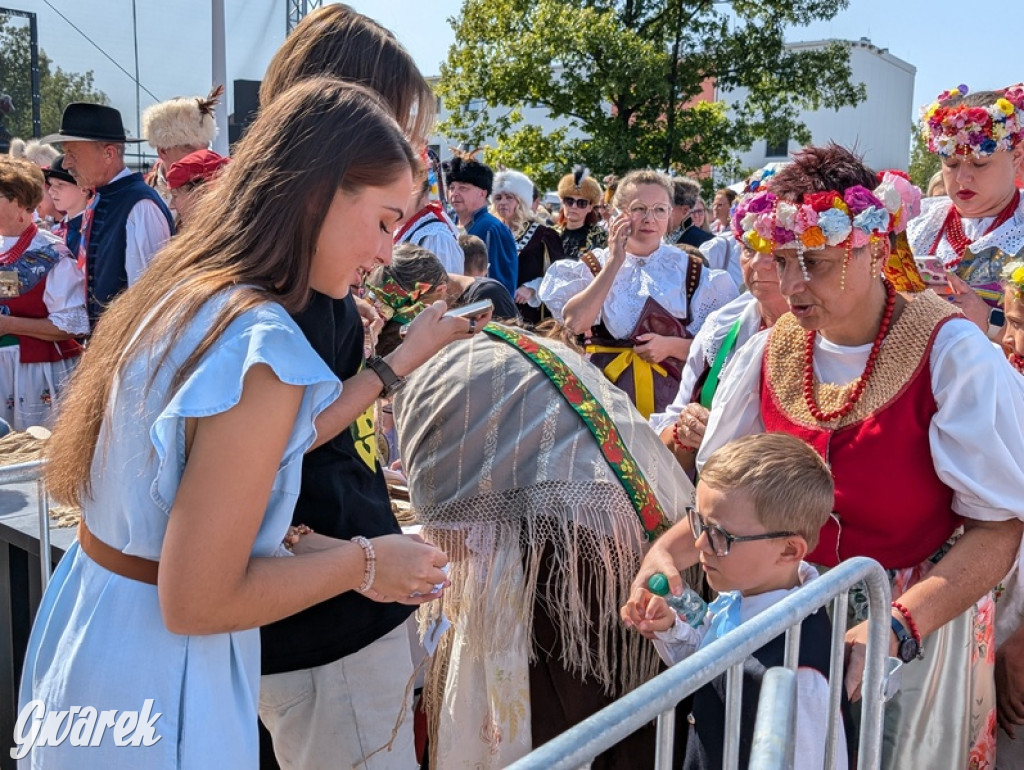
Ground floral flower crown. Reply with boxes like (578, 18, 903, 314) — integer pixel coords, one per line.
(1003, 260, 1024, 300)
(731, 171, 921, 256)
(920, 84, 1024, 158)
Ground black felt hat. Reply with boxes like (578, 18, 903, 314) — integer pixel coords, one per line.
(42, 155, 76, 185)
(41, 103, 144, 145)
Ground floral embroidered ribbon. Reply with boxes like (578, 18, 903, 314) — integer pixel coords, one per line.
(366, 277, 437, 324)
(484, 323, 671, 541)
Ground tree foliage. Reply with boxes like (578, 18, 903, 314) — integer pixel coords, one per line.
(0, 14, 108, 143)
(908, 122, 941, 192)
(438, 0, 866, 188)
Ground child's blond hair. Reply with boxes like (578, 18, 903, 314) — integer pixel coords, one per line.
(700, 433, 834, 549)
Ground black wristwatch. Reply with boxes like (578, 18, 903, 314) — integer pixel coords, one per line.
(891, 616, 921, 663)
(365, 355, 405, 397)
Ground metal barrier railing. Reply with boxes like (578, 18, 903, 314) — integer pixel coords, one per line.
(750, 667, 797, 769)
(506, 556, 893, 770)
(0, 460, 51, 588)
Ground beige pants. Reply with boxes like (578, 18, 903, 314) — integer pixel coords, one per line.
(259, 623, 417, 770)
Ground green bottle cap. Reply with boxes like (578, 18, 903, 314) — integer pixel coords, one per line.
(647, 573, 670, 596)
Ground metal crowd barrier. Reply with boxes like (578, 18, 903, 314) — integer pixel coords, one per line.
(0, 460, 51, 589)
(506, 556, 893, 770)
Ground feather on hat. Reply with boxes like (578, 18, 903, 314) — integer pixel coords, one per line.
(142, 85, 223, 150)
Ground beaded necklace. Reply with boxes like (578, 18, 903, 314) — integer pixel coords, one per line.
(1011, 354, 1024, 375)
(934, 190, 1020, 266)
(802, 280, 897, 423)
(0, 224, 38, 267)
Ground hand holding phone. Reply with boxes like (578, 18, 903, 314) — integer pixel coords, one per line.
(400, 299, 493, 337)
(443, 299, 493, 319)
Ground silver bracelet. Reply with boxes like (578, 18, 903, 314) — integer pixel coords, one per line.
(351, 536, 376, 593)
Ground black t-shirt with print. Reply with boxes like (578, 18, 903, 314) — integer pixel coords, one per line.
(260, 291, 413, 675)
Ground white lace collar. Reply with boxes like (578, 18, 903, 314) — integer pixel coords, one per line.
(907, 194, 1024, 266)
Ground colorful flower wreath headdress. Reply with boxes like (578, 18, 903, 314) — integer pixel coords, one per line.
(920, 84, 1024, 159)
(1003, 259, 1024, 301)
(731, 171, 921, 285)
(731, 171, 920, 254)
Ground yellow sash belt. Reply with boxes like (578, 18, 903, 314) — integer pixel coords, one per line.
(585, 344, 666, 418)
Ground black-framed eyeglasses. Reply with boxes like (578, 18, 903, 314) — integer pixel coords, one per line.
(561, 196, 591, 209)
(687, 506, 796, 557)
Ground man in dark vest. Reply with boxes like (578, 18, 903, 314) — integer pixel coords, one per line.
(667, 177, 714, 249)
(42, 103, 174, 328)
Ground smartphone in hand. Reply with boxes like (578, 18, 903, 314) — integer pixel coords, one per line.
(399, 299, 494, 337)
(443, 299, 493, 318)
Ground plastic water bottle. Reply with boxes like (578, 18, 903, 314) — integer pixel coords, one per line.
(648, 573, 706, 628)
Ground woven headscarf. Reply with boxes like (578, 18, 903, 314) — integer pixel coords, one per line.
(395, 328, 694, 706)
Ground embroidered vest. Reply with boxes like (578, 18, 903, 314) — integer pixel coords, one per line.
(761, 292, 961, 569)
(86, 172, 173, 326)
(1, 278, 82, 364)
(63, 212, 84, 258)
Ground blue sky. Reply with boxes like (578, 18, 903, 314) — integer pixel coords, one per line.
(3, 0, 1020, 147)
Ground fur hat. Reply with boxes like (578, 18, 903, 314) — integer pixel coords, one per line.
(446, 155, 494, 195)
(142, 86, 223, 150)
(9, 138, 59, 167)
(557, 165, 602, 205)
(492, 169, 534, 208)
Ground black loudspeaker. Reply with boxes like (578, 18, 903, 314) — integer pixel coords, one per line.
(229, 79, 261, 147)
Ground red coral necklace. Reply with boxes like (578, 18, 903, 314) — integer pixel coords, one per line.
(803, 280, 897, 422)
(0, 224, 38, 267)
(1011, 354, 1024, 375)
(935, 190, 1020, 266)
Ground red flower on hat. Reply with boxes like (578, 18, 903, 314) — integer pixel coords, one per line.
(803, 191, 843, 212)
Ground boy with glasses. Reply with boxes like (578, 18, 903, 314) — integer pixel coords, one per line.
(626, 432, 846, 769)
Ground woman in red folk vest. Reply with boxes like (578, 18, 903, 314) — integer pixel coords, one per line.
(0, 156, 86, 430)
(625, 144, 1024, 769)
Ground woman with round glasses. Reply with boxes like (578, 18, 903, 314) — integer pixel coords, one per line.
(627, 144, 1024, 769)
(540, 169, 737, 417)
(554, 167, 607, 261)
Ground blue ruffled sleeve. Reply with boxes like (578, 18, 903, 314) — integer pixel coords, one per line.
(148, 303, 341, 515)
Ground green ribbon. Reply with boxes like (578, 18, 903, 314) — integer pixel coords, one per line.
(699, 318, 743, 409)
(483, 323, 671, 541)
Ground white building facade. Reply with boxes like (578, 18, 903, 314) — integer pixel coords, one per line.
(428, 38, 916, 176)
(726, 39, 916, 173)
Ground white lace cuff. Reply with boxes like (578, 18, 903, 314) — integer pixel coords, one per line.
(49, 305, 90, 336)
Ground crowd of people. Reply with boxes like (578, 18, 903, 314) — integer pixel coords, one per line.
(5, 4, 1024, 769)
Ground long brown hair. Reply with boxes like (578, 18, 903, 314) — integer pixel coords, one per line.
(260, 3, 436, 148)
(46, 78, 416, 506)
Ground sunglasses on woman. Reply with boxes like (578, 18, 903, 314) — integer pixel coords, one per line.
(687, 506, 796, 557)
(561, 196, 592, 209)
